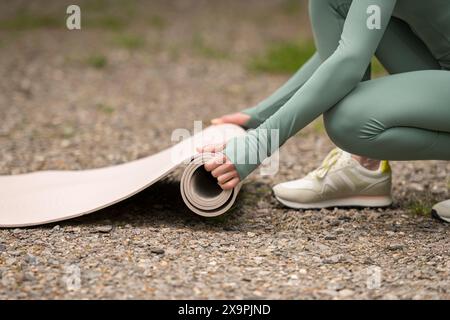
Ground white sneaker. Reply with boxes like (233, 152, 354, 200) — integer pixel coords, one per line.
(432, 200, 450, 223)
(273, 148, 392, 209)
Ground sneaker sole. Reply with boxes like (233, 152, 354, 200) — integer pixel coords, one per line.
(275, 195, 393, 209)
(431, 210, 450, 223)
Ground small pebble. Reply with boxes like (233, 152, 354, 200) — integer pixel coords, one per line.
(22, 272, 35, 282)
(338, 289, 355, 298)
(95, 225, 113, 233)
(150, 248, 165, 255)
(24, 253, 38, 265)
(388, 244, 404, 251)
(323, 255, 342, 264)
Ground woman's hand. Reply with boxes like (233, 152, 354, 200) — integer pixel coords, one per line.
(211, 112, 250, 127)
(196, 143, 241, 190)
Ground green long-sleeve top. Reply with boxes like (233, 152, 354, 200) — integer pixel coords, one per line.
(224, 0, 450, 179)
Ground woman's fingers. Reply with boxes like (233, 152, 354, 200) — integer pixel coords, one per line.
(219, 177, 240, 190)
(211, 162, 235, 178)
(217, 170, 238, 184)
(211, 113, 250, 126)
(196, 143, 225, 154)
(204, 153, 227, 172)
(197, 142, 240, 190)
(210, 118, 223, 125)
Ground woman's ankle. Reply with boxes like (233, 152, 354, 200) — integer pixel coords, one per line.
(352, 155, 381, 171)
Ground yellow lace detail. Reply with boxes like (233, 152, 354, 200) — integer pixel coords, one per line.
(312, 148, 343, 179)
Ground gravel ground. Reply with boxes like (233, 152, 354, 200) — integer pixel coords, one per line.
(0, 0, 449, 299)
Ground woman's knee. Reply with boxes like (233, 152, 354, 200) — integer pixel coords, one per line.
(323, 101, 368, 155)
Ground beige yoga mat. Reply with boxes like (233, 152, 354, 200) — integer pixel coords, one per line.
(0, 124, 246, 228)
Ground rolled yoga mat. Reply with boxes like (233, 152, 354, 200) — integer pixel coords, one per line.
(180, 153, 241, 217)
(0, 124, 246, 227)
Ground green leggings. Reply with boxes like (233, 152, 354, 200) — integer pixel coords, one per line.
(226, 0, 450, 179)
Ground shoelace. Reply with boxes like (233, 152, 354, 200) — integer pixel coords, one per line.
(310, 148, 343, 179)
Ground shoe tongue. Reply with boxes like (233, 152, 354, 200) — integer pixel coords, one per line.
(331, 149, 350, 168)
(312, 148, 345, 178)
(339, 150, 352, 160)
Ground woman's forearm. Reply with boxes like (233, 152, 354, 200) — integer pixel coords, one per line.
(242, 52, 322, 128)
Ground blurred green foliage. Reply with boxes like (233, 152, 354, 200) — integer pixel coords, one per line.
(281, 0, 302, 15)
(148, 15, 167, 30)
(96, 103, 115, 114)
(250, 40, 388, 77)
(192, 34, 230, 60)
(313, 117, 326, 134)
(372, 57, 387, 77)
(84, 0, 136, 14)
(249, 41, 315, 74)
(408, 198, 433, 216)
(84, 15, 127, 31)
(86, 54, 108, 69)
(0, 11, 61, 30)
(113, 34, 145, 50)
(61, 125, 75, 138)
